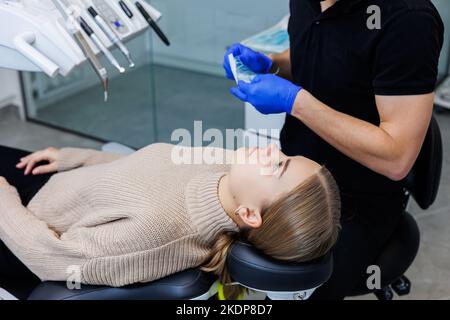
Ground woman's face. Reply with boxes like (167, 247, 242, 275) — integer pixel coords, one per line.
(229, 144, 322, 210)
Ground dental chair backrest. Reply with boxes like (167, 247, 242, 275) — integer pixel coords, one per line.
(405, 116, 443, 210)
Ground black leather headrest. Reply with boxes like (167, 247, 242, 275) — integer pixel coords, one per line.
(227, 240, 333, 292)
(405, 116, 443, 210)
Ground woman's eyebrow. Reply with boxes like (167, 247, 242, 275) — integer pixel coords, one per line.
(279, 158, 291, 179)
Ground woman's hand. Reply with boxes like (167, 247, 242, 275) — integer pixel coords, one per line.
(16, 147, 61, 175)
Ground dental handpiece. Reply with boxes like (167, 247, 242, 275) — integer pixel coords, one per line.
(73, 30, 109, 102)
(79, 17, 126, 74)
(118, 0, 133, 18)
(87, 6, 135, 68)
(135, 1, 170, 46)
(51, 0, 109, 101)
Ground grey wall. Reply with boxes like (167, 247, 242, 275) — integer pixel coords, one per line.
(149, 0, 289, 75)
(149, 0, 449, 77)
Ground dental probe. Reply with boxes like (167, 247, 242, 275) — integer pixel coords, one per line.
(79, 17, 126, 74)
(87, 6, 135, 68)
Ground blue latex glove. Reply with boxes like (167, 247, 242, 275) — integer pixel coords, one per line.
(223, 44, 273, 80)
(230, 74, 302, 115)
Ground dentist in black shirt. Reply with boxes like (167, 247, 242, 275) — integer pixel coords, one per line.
(224, 0, 444, 299)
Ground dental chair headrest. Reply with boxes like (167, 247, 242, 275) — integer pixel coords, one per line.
(227, 240, 333, 292)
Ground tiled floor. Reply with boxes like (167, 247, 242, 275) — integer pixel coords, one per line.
(0, 105, 449, 300)
(0, 106, 102, 151)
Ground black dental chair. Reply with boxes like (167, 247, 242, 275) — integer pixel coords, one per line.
(347, 116, 443, 300)
(26, 252, 332, 300)
(22, 173, 333, 299)
(8, 117, 441, 300)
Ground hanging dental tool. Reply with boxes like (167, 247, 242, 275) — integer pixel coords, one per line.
(78, 17, 126, 73)
(135, 1, 170, 46)
(86, 5, 135, 68)
(51, 0, 109, 101)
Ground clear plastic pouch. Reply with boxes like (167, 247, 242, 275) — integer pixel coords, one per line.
(228, 53, 257, 84)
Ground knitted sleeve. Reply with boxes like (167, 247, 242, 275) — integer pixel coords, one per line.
(0, 183, 209, 286)
(0, 184, 88, 281)
(58, 147, 125, 172)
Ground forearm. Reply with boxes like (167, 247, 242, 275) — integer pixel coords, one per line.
(292, 90, 417, 181)
(58, 147, 124, 172)
(0, 187, 86, 281)
(269, 49, 293, 81)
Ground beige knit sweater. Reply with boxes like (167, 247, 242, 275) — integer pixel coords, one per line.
(0, 143, 239, 287)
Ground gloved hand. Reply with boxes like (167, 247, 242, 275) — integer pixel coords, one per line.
(230, 74, 302, 115)
(223, 44, 273, 80)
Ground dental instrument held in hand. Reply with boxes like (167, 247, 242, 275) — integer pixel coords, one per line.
(78, 17, 125, 74)
(52, 0, 109, 101)
(87, 6, 135, 68)
(135, 1, 170, 46)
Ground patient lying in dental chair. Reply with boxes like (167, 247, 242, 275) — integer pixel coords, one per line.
(0, 143, 341, 299)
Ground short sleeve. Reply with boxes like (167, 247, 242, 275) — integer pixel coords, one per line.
(373, 9, 443, 96)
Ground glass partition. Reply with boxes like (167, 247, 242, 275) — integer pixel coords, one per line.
(22, 0, 289, 149)
(24, 0, 446, 148)
(22, 33, 158, 148)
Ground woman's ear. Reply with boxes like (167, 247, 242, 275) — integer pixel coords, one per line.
(236, 206, 262, 229)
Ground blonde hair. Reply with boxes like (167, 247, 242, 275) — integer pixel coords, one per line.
(201, 166, 341, 299)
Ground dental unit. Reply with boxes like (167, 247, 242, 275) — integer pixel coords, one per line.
(0, 0, 166, 101)
(52, 0, 110, 101)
